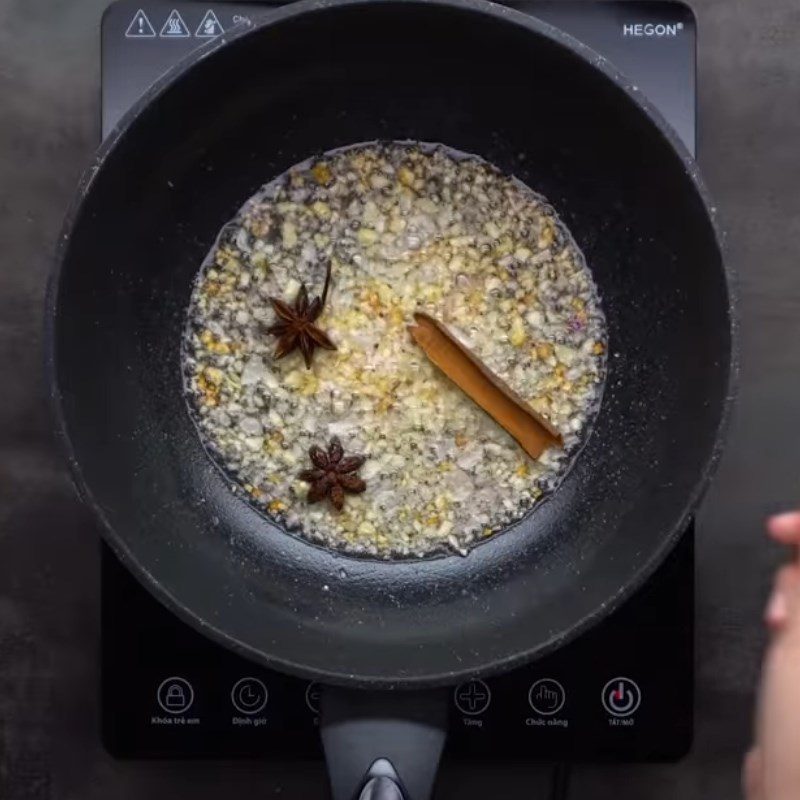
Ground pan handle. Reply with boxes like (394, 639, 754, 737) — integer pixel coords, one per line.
(320, 686, 448, 800)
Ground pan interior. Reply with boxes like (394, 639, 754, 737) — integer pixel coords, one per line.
(52, 1, 731, 685)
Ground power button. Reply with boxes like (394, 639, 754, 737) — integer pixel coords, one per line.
(601, 677, 641, 717)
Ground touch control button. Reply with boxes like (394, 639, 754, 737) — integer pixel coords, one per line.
(231, 677, 268, 716)
(601, 677, 641, 717)
(305, 682, 321, 714)
(454, 680, 491, 716)
(528, 679, 566, 716)
(157, 677, 194, 715)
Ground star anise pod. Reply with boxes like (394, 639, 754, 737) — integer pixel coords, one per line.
(265, 261, 336, 369)
(299, 437, 367, 511)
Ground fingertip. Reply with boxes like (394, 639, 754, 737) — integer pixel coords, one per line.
(765, 589, 789, 629)
(743, 747, 763, 800)
(767, 511, 800, 542)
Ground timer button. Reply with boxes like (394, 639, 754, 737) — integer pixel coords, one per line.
(601, 677, 641, 717)
(231, 677, 268, 715)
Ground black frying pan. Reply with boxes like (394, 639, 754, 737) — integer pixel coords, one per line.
(46, 1, 734, 798)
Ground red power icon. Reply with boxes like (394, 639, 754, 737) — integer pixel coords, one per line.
(602, 677, 641, 717)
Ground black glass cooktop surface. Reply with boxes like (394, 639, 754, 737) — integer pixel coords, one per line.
(100, 0, 697, 763)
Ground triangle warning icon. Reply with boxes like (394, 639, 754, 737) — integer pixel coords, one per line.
(196, 10, 224, 38)
(125, 9, 156, 38)
(160, 9, 190, 38)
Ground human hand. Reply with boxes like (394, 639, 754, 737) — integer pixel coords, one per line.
(744, 512, 800, 800)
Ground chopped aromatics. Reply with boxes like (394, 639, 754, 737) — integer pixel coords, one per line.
(183, 143, 607, 558)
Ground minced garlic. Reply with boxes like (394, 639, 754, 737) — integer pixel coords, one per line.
(183, 143, 606, 558)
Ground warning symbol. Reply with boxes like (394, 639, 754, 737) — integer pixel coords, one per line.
(160, 9, 190, 38)
(125, 9, 156, 38)
(196, 10, 224, 38)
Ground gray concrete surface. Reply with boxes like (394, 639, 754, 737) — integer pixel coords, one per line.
(2, 0, 799, 797)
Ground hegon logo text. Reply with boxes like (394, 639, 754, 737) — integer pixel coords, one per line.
(623, 22, 684, 37)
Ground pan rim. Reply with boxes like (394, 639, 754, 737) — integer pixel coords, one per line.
(45, 0, 738, 688)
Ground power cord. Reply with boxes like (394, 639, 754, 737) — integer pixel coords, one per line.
(550, 763, 572, 800)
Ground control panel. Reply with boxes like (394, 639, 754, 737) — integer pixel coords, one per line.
(102, 530, 693, 761)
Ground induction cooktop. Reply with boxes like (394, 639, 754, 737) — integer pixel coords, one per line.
(100, 0, 697, 767)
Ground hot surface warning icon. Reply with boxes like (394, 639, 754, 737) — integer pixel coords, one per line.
(125, 9, 156, 38)
(160, 9, 190, 38)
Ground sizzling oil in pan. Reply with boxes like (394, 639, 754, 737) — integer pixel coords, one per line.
(182, 142, 607, 558)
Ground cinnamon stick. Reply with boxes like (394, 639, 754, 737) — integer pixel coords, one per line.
(408, 312, 563, 459)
